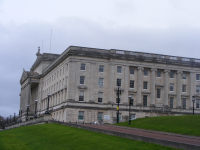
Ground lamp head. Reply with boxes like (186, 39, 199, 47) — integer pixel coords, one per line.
(35, 100, 38, 102)
(128, 95, 132, 98)
(47, 93, 50, 96)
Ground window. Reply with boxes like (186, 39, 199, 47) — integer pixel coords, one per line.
(196, 85, 200, 94)
(144, 69, 148, 76)
(97, 112, 103, 120)
(78, 111, 84, 120)
(99, 78, 104, 86)
(197, 74, 200, 80)
(182, 98, 186, 109)
(116, 113, 121, 122)
(182, 85, 186, 92)
(116, 79, 121, 86)
(143, 95, 147, 106)
(80, 64, 85, 71)
(157, 71, 161, 77)
(116, 97, 121, 103)
(170, 97, 174, 108)
(98, 92, 103, 103)
(130, 68, 134, 75)
(170, 83, 174, 91)
(143, 81, 148, 89)
(170, 72, 174, 78)
(196, 100, 200, 109)
(99, 65, 104, 72)
(79, 91, 84, 102)
(130, 95, 134, 106)
(130, 114, 135, 120)
(80, 76, 85, 84)
(182, 73, 186, 79)
(130, 80, 134, 88)
(117, 66, 122, 73)
(157, 89, 161, 98)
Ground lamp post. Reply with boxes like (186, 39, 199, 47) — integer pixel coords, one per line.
(0, 120, 2, 129)
(128, 95, 132, 125)
(192, 96, 195, 115)
(13, 113, 15, 124)
(26, 105, 29, 121)
(45, 93, 50, 114)
(34, 100, 38, 118)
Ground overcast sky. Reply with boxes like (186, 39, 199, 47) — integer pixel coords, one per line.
(0, 0, 200, 117)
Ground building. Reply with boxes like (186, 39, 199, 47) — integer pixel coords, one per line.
(19, 46, 200, 123)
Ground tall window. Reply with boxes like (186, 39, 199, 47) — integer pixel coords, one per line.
(99, 65, 104, 72)
(197, 74, 200, 80)
(130, 68, 134, 75)
(78, 111, 84, 120)
(143, 81, 148, 89)
(79, 91, 84, 102)
(116, 113, 121, 122)
(170, 97, 174, 108)
(182, 73, 186, 79)
(116, 97, 121, 103)
(97, 112, 103, 120)
(99, 78, 104, 86)
(144, 69, 148, 76)
(130, 80, 134, 88)
(143, 95, 147, 106)
(157, 70, 161, 77)
(117, 66, 122, 73)
(170, 83, 174, 91)
(80, 64, 85, 71)
(196, 85, 200, 94)
(116, 79, 121, 86)
(80, 76, 85, 84)
(130, 95, 134, 106)
(182, 98, 186, 109)
(157, 89, 161, 98)
(196, 100, 200, 109)
(182, 85, 186, 92)
(98, 92, 103, 103)
(170, 72, 174, 78)
(130, 114, 135, 120)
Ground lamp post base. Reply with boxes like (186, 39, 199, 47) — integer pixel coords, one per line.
(129, 119, 131, 125)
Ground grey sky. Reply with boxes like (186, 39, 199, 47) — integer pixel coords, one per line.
(0, 0, 200, 117)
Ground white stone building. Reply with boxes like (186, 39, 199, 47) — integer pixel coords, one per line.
(19, 46, 200, 123)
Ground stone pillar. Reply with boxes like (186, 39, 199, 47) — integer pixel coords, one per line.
(124, 66, 129, 104)
(176, 70, 183, 108)
(164, 70, 170, 106)
(109, 64, 115, 104)
(150, 68, 157, 106)
(136, 67, 143, 106)
(189, 72, 195, 108)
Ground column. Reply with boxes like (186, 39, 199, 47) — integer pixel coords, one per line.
(150, 68, 157, 106)
(176, 70, 183, 108)
(189, 72, 195, 108)
(164, 70, 170, 106)
(136, 67, 143, 106)
(109, 64, 115, 104)
(124, 66, 129, 104)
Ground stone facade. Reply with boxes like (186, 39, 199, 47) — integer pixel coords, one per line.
(19, 46, 200, 123)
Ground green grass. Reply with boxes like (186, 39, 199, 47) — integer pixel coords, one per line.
(0, 123, 179, 150)
(116, 115, 200, 136)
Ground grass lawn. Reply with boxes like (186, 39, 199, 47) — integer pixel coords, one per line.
(0, 123, 179, 150)
(116, 115, 200, 136)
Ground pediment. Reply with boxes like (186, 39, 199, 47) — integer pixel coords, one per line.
(20, 69, 28, 84)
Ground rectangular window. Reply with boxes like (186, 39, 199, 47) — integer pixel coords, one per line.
(157, 89, 161, 98)
(157, 70, 161, 77)
(99, 65, 104, 72)
(143, 95, 147, 106)
(182, 73, 186, 79)
(144, 69, 148, 76)
(196, 74, 200, 80)
(117, 66, 122, 73)
(116, 113, 121, 122)
(182, 98, 186, 109)
(130, 114, 135, 120)
(143, 81, 148, 89)
(78, 111, 84, 120)
(97, 112, 103, 120)
(79, 91, 84, 102)
(99, 78, 104, 86)
(80, 76, 85, 84)
(80, 64, 85, 71)
(196, 100, 200, 109)
(170, 72, 174, 78)
(116, 98, 121, 103)
(98, 92, 103, 103)
(182, 85, 186, 92)
(130, 68, 134, 75)
(130, 95, 134, 106)
(170, 83, 174, 91)
(170, 97, 174, 108)
(116, 79, 121, 86)
(130, 80, 134, 88)
(196, 85, 200, 94)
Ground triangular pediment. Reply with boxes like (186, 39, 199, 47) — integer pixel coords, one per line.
(20, 69, 28, 84)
